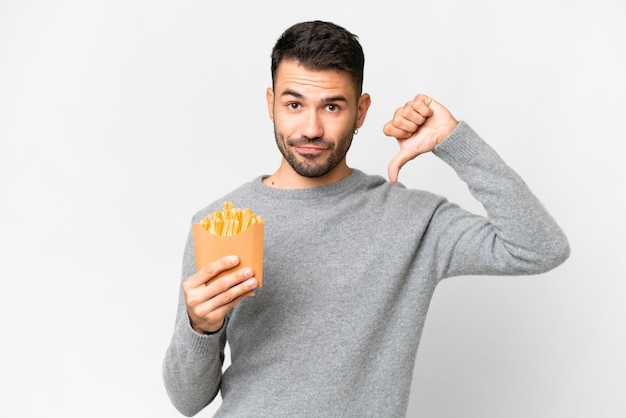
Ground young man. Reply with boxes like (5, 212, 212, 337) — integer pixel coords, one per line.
(163, 21, 569, 417)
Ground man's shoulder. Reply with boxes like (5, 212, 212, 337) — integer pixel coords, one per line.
(352, 169, 435, 196)
(350, 169, 445, 212)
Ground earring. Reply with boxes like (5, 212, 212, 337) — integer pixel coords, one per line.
(353, 129, 359, 135)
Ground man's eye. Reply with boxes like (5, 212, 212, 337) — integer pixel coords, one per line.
(288, 103, 300, 110)
(326, 104, 338, 112)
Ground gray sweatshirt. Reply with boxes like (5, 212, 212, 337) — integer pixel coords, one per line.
(163, 122, 570, 417)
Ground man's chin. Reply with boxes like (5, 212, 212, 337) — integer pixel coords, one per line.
(294, 167, 331, 178)
(291, 160, 335, 178)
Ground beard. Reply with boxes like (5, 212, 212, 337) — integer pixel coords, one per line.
(273, 126, 355, 178)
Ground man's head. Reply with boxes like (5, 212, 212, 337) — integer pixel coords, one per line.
(266, 21, 371, 187)
(271, 21, 365, 97)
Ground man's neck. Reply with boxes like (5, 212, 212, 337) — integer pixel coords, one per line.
(263, 160, 352, 189)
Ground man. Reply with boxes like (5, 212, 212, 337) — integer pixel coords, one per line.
(163, 21, 569, 417)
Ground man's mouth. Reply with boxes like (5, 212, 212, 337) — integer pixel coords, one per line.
(288, 139, 332, 156)
(296, 145, 326, 153)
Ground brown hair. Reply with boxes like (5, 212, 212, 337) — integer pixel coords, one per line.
(271, 21, 365, 95)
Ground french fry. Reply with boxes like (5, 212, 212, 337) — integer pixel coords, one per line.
(199, 202, 264, 237)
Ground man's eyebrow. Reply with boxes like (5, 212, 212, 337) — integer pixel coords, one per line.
(281, 89, 304, 99)
(321, 95, 349, 103)
(280, 89, 348, 103)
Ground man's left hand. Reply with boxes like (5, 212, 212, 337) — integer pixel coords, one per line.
(383, 94, 458, 183)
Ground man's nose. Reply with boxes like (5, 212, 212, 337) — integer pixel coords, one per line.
(301, 110, 323, 139)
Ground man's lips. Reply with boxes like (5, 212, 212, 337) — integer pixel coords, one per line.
(288, 139, 332, 155)
(296, 145, 327, 153)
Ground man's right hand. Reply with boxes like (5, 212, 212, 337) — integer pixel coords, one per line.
(183, 255, 258, 334)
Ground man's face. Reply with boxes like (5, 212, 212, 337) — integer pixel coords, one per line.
(267, 60, 369, 179)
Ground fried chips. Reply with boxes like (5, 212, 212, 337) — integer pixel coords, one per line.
(200, 201, 264, 237)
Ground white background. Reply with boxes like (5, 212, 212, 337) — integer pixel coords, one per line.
(1, 0, 624, 417)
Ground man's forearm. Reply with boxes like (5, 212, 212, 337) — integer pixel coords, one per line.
(431, 121, 570, 277)
(162, 311, 225, 416)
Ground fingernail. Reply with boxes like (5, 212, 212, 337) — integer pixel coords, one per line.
(230, 256, 239, 265)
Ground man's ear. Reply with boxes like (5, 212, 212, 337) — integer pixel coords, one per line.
(355, 93, 371, 129)
(266, 87, 275, 122)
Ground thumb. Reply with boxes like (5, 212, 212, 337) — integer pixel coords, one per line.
(388, 149, 418, 183)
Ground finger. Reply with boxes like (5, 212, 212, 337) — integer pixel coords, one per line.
(388, 149, 419, 183)
(411, 94, 433, 118)
(186, 265, 255, 311)
(384, 102, 430, 138)
(393, 112, 420, 133)
(387, 159, 401, 184)
(197, 274, 258, 324)
(383, 120, 413, 139)
(401, 102, 428, 127)
(188, 255, 240, 287)
(383, 105, 419, 138)
(209, 274, 258, 310)
(187, 270, 258, 333)
(205, 267, 255, 300)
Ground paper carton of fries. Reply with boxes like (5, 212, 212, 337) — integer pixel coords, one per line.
(192, 202, 264, 296)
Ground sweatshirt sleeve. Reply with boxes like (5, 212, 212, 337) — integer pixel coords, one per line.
(162, 228, 227, 417)
(427, 121, 570, 279)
